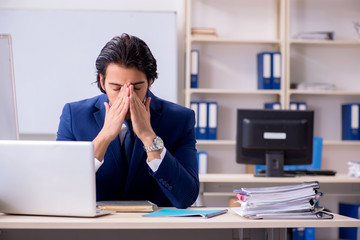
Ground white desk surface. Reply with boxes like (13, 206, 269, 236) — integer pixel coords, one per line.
(199, 174, 360, 183)
(0, 208, 359, 230)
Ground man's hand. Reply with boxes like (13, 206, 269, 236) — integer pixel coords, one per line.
(101, 83, 130, 140)
(129, 85, 156, 147)
(93, 83, 130, 161)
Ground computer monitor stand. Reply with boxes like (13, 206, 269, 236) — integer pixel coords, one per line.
(255, 151, 295, 177)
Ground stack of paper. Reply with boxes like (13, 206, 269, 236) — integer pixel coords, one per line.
(295, 31, 335, 40)
(295, 82, 336, 91)
(231, 182, 333, 219)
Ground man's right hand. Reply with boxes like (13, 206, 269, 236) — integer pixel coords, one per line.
(102, 83, 130, 140)
(93, 83, 131, 161)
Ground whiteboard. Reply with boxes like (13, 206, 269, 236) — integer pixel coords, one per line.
(0, 10, 177, 134)
(0, 34, 19, 139)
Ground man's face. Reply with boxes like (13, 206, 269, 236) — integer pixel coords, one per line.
(100, 63, 150, 118)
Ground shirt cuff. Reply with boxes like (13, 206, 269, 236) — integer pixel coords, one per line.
(94, 158, 104, 172)
(147, 147, 167, 172)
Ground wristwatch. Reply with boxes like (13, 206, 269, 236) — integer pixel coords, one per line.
(144, 136, 164, 153)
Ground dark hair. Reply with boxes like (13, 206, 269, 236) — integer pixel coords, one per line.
(95, 33, 158, 93)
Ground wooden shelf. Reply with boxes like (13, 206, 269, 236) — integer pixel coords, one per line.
(323, 140, 360, 146)
(288, 90, 360, 96)
(191, 37, 281, 45)
(189, 88, 282, 95)
(290, 39, 360, 46)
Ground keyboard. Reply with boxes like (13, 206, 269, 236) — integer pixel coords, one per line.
(257, 169, 337, 176)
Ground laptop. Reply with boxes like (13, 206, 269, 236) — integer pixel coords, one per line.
(0, 140, 110, 217)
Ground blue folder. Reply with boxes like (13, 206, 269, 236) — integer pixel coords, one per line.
(264, 102, 281, 110)
(339, 202, 360, 240)
(207, 102, 218, 140)
(342, 103, 360, 140)
(197, 151, 208, 174)
(190, 49, 199, 88)
(190, 101, 199, 137)
(197, 101, 208, 139)
(289, 101, 307, 111)
(257, 52, 272, 89)
(143, 208, 228, 218)
(271, 52, 281, 90)
(293, 227, 315, 240)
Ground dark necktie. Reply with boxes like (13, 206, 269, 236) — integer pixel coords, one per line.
(122, 120, 134, 164)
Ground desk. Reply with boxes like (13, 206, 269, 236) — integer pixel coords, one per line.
(197, 174, 360, 238)
(0, 208, 359, 240)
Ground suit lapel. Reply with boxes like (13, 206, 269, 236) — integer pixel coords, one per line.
(93, 94, 108, 130)
(123, 91, 162, 195)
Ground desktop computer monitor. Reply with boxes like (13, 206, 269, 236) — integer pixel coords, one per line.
(0, 34, 19, 140)
(236, 109, 314, 177)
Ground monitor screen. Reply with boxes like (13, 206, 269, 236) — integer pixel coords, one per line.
(236, 109, 314, 177)
(0, 34, 19, 140)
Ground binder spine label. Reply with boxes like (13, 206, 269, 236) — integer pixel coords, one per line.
(351, 104, 359, 129)
(263, 54, 271, 78)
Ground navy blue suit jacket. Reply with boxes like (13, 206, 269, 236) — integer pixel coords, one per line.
(57, 91, 199, 208)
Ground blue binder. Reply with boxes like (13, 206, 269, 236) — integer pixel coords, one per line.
(257, 52, 272, 89)
(271, 52, 281, 90)
(339, 202, 360, 240)
(197, 101, 208, 139)
(264, 102, 281, 110)
(292, 227, 315, 240)
(190, 101, 199, 138)
(342, 103, 360, 140)
(289, 102, 299, 110)
(197, 151, 208, 174)
(289, 101, 307, 111)
(297, 102, 307, 111)
(190, 50, 199, 88)
(207, 102, 218, 140)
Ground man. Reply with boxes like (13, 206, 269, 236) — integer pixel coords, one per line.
(57, 34, 199, 208)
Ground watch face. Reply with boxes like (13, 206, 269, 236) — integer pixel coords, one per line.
(155, 137, 164, 148)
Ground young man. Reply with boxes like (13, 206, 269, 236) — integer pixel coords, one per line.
(57, 34, 199, 208)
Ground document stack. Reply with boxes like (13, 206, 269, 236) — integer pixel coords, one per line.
(231, 182, 333, 219)
(295, 31, 335, 40)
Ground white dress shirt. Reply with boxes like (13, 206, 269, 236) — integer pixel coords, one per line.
(94, 123, 165, 172)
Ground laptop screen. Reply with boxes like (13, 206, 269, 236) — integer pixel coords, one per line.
(0, 140, 99, 217)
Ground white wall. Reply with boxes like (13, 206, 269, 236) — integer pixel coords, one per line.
(0, 0, 185, 139)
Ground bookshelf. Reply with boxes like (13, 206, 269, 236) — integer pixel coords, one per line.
(184, 0, 360, 175)
(184, 0, 286, 174)
(285, 0, 360, 175)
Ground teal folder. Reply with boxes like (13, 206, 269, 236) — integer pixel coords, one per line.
(143, 208, 228, 218)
